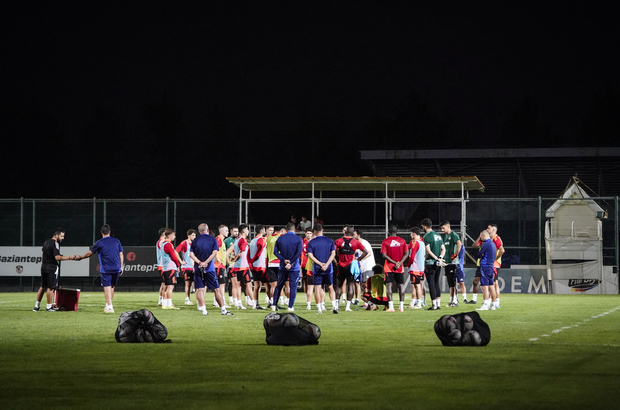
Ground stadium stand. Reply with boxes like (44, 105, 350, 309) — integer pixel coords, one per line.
(360, 147, 620, 197)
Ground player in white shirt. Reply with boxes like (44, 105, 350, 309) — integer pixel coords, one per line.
(354, 229, 375, 306)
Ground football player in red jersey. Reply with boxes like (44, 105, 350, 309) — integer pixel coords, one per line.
(334, 226, 368, 312)
(380, 225, 409, 312)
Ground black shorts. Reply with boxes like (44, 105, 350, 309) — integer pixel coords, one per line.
(235, 269, 251, 285)
(40, 268, 58, 290)
(475, 267, 481, 278)
(161, 270, 177, 286)
(384, 271, 406, 285)
(266, 267, 279, 283)
(336, 264, 354, 283)
(444, 264, 457, 287)
(251, 268, 267, 283)
(183, 269, 194, 281)
(409, 273, 421, 285)
(217, 267, 227, 285)
(494, 267, 500, 280)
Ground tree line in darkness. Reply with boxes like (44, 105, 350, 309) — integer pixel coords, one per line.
(4, 85, 619, 199)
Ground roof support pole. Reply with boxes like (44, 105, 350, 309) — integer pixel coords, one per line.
(311, 183, 315, 227)
(385, 183, 389, 237)
(389, 190, 394, 224)
(245, 191, 250, 225)
(238, 183, 243, 225)
(373, 191, 377, 226)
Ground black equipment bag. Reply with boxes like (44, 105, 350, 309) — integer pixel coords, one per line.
(115, 309, 170, 343)
(434, 311, 491, 346)
(264, 313, 321, 346)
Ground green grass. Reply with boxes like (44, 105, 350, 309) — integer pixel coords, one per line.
(1, 292, 620, 410)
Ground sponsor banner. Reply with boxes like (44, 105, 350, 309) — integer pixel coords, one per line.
(0, 247, 90, 277)
(404, 266, 551, 294)
(412, 266, 616, 294)
(90, 246, 159, 277)
(489, 267, 549, 294)
(552, 267, 617, 294)
(446, 267, 549, 294)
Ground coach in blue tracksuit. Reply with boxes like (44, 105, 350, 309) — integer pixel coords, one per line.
(476, 230, 498, 311)
(272, 222, 303, 311)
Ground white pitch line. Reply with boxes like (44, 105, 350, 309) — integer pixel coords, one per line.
(529, 306, 620, 342)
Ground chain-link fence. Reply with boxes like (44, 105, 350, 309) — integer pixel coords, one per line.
(0, 198, 239, 247)
(1, 197, 618, 267)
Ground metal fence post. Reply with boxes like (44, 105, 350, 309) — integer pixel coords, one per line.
(20, 197, 23, 247)
(92, 198, 97, 244)
(32, 200, 35, 246)
(616, 196, 619, 294)
(538, 196, 542, 265)
(165, 197, 169, 228)
(173, 199, 177, 236)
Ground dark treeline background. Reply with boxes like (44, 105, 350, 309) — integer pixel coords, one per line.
(4, 85, 619, 199)
(3, 3, 619, 199)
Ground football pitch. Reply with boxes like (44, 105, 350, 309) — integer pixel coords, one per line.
(1, 292, 619, 410)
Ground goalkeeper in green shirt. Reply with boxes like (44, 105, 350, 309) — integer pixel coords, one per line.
(440, 220, 463, 307)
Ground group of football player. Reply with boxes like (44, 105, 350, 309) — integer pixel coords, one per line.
(154, 219, 504, 315)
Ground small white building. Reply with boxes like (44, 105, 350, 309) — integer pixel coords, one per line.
(545, 178, 612, 294)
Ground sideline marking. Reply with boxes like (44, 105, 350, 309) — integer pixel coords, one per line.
(528, 306, 620, 342)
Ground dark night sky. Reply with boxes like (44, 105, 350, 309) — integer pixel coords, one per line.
(3, 2, 619, 198)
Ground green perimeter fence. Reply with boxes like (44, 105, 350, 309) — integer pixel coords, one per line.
(1, 196, 618, 268)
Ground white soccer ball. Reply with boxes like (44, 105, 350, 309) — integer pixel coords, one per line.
(117, 322, 136, 338)
(440, 315, 456, 331)
(462, 330, 482, 346)
(118, 311, 133, 323)
(280, 314, 300, 327)
(445, 316, 458, 331)
(449, 328, 462, 341)
(264, 313, 282, 326)
(116, 326, 137, 343)
(463, 314, 474, 331)
(139, 309, 155, 326)
(304, 324, 321, 341)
